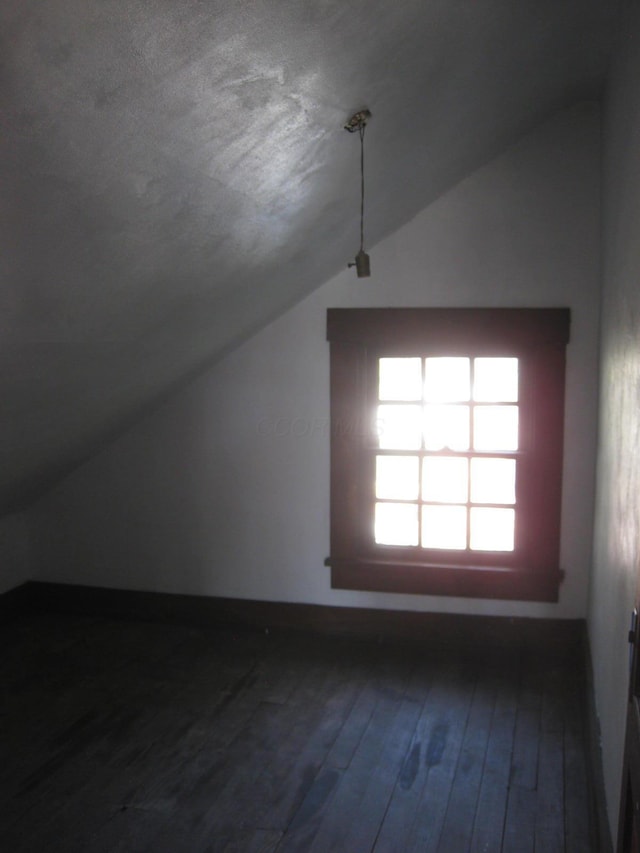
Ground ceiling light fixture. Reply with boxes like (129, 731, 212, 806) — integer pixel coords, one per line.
(345, 109, 371, 278)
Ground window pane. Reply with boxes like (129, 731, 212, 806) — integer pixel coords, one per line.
(422, 457, 468, 503)
(423, 404, 470, 450)
(422, 505, 467, 550)
(470, 458, 516, 504)
(424, 358, 470, 402)
(474, 406, 518, 450)
(376, 456, 420, 500)
(470, 507, 515, 551)
(473, 358, 518, 402)
(375, 502, 419, 546)
(377, 405, 422, 449)
(379, 358, 422, 401)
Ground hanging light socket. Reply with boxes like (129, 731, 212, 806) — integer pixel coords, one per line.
(352, 248, 370, 278)
(345, 108, 371, 278)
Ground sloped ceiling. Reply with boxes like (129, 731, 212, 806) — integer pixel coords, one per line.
(1, 0, 618, 514)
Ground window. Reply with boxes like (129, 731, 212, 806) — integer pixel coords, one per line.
(326, 308, 570, 602)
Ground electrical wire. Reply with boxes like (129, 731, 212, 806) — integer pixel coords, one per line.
(359, 123, 366, 253)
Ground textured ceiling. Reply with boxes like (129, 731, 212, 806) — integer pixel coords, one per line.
(1, 0, 619, 514)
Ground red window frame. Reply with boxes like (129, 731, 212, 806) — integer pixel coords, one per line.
(326, 308, 570, 602)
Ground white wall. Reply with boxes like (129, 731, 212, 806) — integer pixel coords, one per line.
(29, 103, 601, 620)
(0, 512, 30, 593)
(590, 1, 640, 839)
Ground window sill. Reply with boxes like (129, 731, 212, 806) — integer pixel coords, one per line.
(325, 557, 564, 602)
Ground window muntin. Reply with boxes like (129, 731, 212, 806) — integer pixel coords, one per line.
(374, 356, 519, 554)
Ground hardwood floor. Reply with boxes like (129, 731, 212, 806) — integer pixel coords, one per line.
(0, 612, 594, 852)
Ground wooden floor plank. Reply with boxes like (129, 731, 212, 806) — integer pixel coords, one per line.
(306, 653, 417, 852)
(276, 767, 343, 853)
(238, 668, 358, 834)
(435, 675, 496, 852)
(535, 729, 565, 852)
(340, 666, 431, 852)
(503, 784, 536, 853)
(469, 664, 518, 853)
(509, 654, 543, 791)
(324, 676, 378, 770)
(401, 658, 476, 853)
(563, 675, 593, 853)
(221, 828, 282, 853)
(371, 657, 454, 853)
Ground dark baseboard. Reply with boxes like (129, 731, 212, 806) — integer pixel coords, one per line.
(2, 579, 584, 650)
(583, 633, 615, 853)
(0, 582, 36, 623)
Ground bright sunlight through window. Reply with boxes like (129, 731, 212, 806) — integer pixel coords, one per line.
(374, 357, 518, 552)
